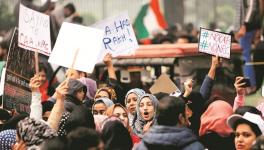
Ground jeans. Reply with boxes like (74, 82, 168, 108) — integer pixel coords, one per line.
(240, 30, 256, 87)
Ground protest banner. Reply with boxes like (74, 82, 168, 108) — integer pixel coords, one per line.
(198, 28, 231, 59)
(3, 28, 35, 113)
(92, 12, 139, 61)
(149, 74, 181, 97)
(18, 4, 51, 55)
(48, 22, 104, 73)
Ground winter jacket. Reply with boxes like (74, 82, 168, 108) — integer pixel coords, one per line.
(135, 125, 204, 150)
(200, 132, 235, 150)
(64, 79, 86, 112)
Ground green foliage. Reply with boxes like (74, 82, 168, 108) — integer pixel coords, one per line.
(0, 1, 15, 31)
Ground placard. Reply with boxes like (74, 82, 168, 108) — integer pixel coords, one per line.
(18, 4, 51, 55)
(3, 28, 35, 113)
(198, 28, 231, 59)
(149, 74, 181, 96)
(48, 22, 104, 73)
(92, 12, 139, 61)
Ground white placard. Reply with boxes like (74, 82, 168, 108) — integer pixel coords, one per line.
(92, 12, 139, 61)
(48, 22, 104, 73)
(18, 4, 51, 55)
(198, 28, 231, 59)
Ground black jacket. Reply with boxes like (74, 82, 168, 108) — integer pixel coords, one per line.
(200, 132, 235, 150)
(64, 79, 86, 112)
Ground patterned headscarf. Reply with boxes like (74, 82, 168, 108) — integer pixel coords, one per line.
(125, 88, 145, 126)
(17, 117, 57, 148)
(0, 129, 16, 150)
(95, 87, 117, 101)
(133, 94, 159, 138)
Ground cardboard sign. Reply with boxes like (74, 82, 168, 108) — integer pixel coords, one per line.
(48, 22, 104, 73)
(149, 74, 181, 96)
(92, 12, 139, 60)
(3, 28, 35, 113)
(18, 4, 51, 55)
(198, 28, 231, 59)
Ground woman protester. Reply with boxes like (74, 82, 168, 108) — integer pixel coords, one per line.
(132, 93, 158, 138)
(227, 112, 264, 150)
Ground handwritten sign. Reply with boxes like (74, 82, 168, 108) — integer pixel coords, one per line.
(48, 22, 104, 73)
(3, 28, 35, 113)
(18, 4, 51, 55)
(198, 28, 231, 59)
(92, 12, 139, 60)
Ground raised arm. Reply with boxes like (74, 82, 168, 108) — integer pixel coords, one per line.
(29, 75, 42, 120)
(233, 76, 246, 111)
(47, 79, 68, 131)
(200, 56, 221, 100)
(104, 53, 117, 80)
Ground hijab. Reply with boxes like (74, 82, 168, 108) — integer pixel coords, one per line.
(133, 94, 159, 138)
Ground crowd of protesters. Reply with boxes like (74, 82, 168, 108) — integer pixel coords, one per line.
(0, 0, 264, 150)
(0, 52, 263, 150)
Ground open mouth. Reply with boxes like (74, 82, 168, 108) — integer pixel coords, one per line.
(143, 112, 150, 119)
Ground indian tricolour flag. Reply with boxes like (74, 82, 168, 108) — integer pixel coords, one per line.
(134, 0, 168, 41)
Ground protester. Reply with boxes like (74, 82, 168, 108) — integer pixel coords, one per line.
(135, 96, 204, 150)
(57, 105, 95, 137)
(227, 112, 264, 150)
(199, 100, 235, 150)
(41, 136, 68, 150)
(182, 56, 220, 135)
(234, 0, 264, 94)
(78, 77, 97, 108)
(0, 109, 11, 130)
(39, 63, 50, 102)
(64, 79, 86, 112)
(125, 88, 145, 126)
(101, 119, 133, 150)
(133, 93, 158, 138)
(95, 87, 117, 101)
(233, 76, 264, 116)
(104, 103, 141, 144)
(66, 127, 103, 150)
(92, 97, 114, 115)
(42, 101, 54, 121)
(14, 117, 57, 150)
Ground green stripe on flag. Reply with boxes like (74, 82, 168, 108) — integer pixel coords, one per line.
(134, 4, 150, 40)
